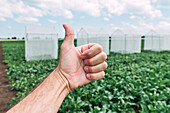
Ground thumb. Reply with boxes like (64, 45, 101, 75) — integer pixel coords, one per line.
(63, 24, 74, 46)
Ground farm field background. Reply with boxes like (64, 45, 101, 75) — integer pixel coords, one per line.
(1, 40, 170, 112)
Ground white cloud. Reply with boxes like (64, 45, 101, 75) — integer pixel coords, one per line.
(152, 0, 157, 3)
(15, 16, 39, 23)
(120, 22, 139, 34)
(104, 17, 109, 21)
(32, 0, 163, 19)
(0, 0, 164, 22)
(8, 26, 12, 29)
(157, 21, 170, 33)
(157, 0, 170, 9)
(69, 21, 73, 24)
(48, 19, 56, 24)
(34, 0, 74, 19)
(34, 0, 101, 18)
(112, 20, 156, 35)
(11, 1, 43, 17)
(122, 0, 162, 18)
(138, 21, 170, 34)
(158, 21, 170, 27)
(0, 1, 166, 21)
(0, 0, 42, 23)
(130, 16, 136, 19)
(120, 20, 170, 35)
(0, 0, 13, 20)
(162, 17, 170, 21)
(99, 0, 124, 15)
(11, 0, 43, 23)
(80, 16, 85, 19)
(0, 17, 6, 22)
(110, 24, 114, 26)
(140, 21, 155, 30)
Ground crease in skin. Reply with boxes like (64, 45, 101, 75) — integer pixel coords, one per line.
(59, 68, 79, 90)
(61, 46, 73, 56)
(56, 68, 71, 92)
(65, 34, 74, 37)
(56, 73, 69, 95)
(69, 63, 83, 77)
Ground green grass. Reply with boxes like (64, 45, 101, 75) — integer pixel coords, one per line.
(1, 41, 170, 113)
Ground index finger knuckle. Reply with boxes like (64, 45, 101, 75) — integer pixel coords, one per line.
(96, 44, 103, 52)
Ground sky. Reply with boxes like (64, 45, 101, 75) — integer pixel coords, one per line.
(0, 0, 170, 38)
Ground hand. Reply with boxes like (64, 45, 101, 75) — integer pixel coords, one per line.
(57, 24, 107, 91)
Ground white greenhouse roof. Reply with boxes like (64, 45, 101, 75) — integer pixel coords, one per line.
(112, 28, 140, 35)
(112, 29, 125, 35)
(146, 30, 159, 36)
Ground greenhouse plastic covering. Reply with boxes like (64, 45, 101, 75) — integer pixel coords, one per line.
(144, 30, 164, 51)
(25, 26, 58, 61)
(125, 34, 141, 53)
(162, 34, 170, 50)
(77, 27, 109, 55)
(111, 30, 125, 53)
(111, 30, 141, 54)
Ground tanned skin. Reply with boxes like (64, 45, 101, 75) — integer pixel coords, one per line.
(7, 24, 108, 113)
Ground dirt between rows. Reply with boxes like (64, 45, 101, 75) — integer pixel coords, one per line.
(0, 43, 17, 113)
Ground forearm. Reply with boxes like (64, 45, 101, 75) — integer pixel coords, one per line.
(7, 67, 70, 113)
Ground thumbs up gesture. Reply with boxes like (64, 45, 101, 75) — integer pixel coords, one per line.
(57, 24, 107, 91)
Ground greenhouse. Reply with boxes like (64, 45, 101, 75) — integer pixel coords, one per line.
(77, 28, 88, 46)
(144, 30, 164, 51)
(111, 29, 141, 54)
(77, 27, 109, 55)
(25, 26, 58, 61)
(111, 30, 125, 53)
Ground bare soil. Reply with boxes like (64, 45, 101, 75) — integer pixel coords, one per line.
(0, 43, 17, 113)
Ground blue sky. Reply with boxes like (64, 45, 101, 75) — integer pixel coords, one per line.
(0, 0, 170, 38)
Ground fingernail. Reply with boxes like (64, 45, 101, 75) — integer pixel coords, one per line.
(87, 74, 90, 78)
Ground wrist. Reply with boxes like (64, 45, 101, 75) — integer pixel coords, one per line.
(54, 67, 71, 93)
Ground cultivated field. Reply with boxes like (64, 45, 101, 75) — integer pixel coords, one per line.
(0, 41, 170, 112)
